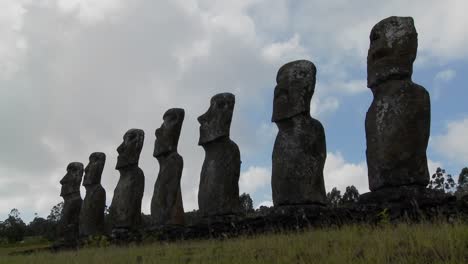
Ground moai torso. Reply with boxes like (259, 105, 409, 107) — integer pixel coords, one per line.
(197, 93, 241, 216)
(365, 16, 430, 191)
(79, 152, 106, 237)
(151, 108, 185, 226)
(109, 129, 145, 230)
(271, 60, 327, 206)
(59, 162, 84, 244)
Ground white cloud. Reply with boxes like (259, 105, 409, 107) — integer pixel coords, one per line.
(427, 159, 443, 176)
(239, 166, 270, 194)
(324, 152, 368, 193)
(56, 0, 124, 23)
(432, 68, 457, 99)
(0, 0, 28, 80)
(337, 80, 367, 94)
(1, 0, 468, 222)
(261, 34, 308, 64)
(434, 69, 456, 82)
(432, 117, 468, 164)
(310, 96, 340, 118)
(257, 200, 273, 208)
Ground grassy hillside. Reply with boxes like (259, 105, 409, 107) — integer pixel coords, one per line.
(1, 222, 467, 263)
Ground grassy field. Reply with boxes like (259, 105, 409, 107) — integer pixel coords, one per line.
(1, 222, 467, 264)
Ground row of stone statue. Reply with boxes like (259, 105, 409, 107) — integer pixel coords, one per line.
(59, 16, 431, 240)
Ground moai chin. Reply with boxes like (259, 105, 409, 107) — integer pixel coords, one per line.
(365, 16, 430, 192)
(59, 162, 84, 246)
(271, 60, 327, 206)
(109, 129, 145, 234)
(151, 108, 185, 226)
(79, 152, 106, 237)
(198, 93, 241, 216)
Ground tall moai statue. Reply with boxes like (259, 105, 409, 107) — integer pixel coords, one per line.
(59, 162, 84, 246)
(151, 108, 185, 226)
(198, 93, 241, 216)
(109, 129, 145, 234)
(79, 152, 106, 237)
(271, 60, 327, 206)
(365, 16, 430, 193)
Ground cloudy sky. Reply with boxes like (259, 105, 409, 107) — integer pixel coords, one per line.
(1, 0, 467, 222)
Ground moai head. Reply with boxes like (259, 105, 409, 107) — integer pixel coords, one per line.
(367, 16, 418, 88)
(154, 108, 185, 157)
(83, 152, 106, 186)
(60, 162, 84, 197)
(272, 60, 316, 122)
(116, 129, 145, 169)
(198, 93, 235, 145)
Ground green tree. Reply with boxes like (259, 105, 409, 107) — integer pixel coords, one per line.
(47, 202, 63, 223)
(428, 167, 456, 193)
(326, 187, 342, 207)
(457, 167, 468, 189)
(342, 185, 360, 204)
(42, 202, 64, 241)
(455, 167, 468, 199)
(3, 208, 26, 243)
(26, 216, 49, 237)
(239, 193, 254, 214)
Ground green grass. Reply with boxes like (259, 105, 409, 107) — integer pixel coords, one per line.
(1, 222, 467, 263)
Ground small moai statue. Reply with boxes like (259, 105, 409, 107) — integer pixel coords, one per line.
(79, 152, 106, 237)
(365, 16, 430, 192)
(271, 60, 327, 206)
(151, 108, 185, 226)
(59, 162, 84, 246)
(109, 129, 145, 237)
(198, 93, 241, 216)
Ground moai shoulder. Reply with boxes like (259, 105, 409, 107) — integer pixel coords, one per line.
(58, 162, 84, 248)
(198, 93, 241, 217)
(109, 129, 145, 238)
(364, 16, 430, 194)
(151, 108, 185, 226)
(79, 152, 106, 237)
(271, 60, 327, 207)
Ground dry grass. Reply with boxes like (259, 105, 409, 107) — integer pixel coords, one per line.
(1, 222, 467, 264)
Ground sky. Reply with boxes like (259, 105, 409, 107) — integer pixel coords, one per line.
(1, 0, 467, 223)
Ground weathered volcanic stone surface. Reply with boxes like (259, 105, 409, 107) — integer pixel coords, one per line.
(151, 108, 185, 226)
(109, 129, 145, 231)
(198, 93, 241, 216)
(365, 16, 430, 192)
(79, 152, 106, 237)
(59, 162, 84, 246)
(271, 60, 327, 206)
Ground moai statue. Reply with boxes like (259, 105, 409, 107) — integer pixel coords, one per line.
(271, 60, 327, 206)
(109, 129, 145, 236)
(59, 162, 84, 246)
(198, 93, 241, 216)
(79, 152, 106, 237)
(365, 16, 430, 193)
(151, 108, 185, 226)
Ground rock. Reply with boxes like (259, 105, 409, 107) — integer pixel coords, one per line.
(271, 60, 327, 206)
(79, 152, 106, 237)
(365, 16, 430, 191)
(109, 129, 145, 235)
(198, 93, 241, 216)
(151, 108, 185, 226)
(58, 162, 84, 247)
(359, 186, 447, 205)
